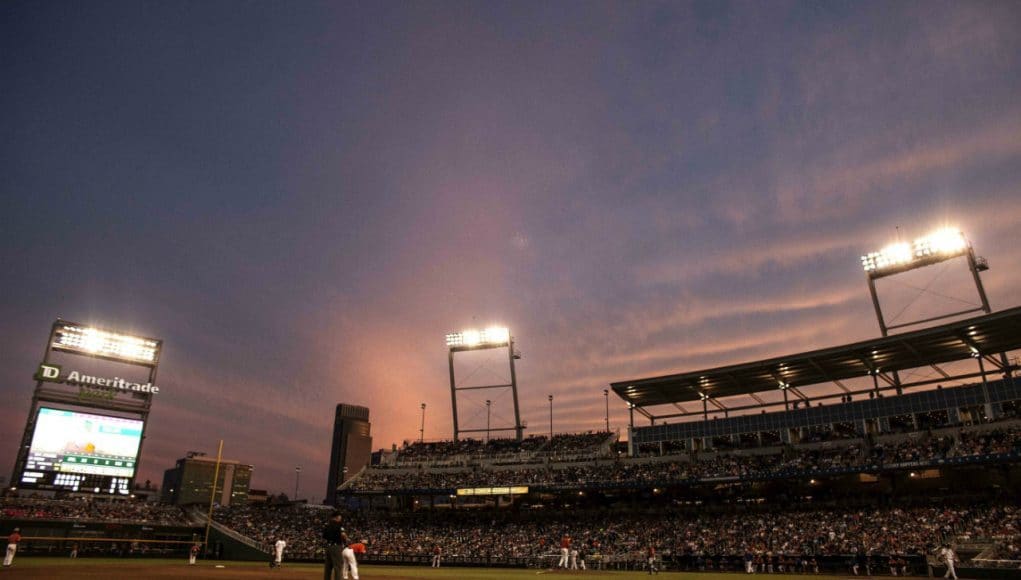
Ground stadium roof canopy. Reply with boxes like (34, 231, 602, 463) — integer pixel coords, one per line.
(610, 306, 1021, 409)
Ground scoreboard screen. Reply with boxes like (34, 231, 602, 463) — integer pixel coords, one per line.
(20, 407, 143, 493)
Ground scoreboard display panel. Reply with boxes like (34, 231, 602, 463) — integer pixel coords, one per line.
(19, 407, 143, 494)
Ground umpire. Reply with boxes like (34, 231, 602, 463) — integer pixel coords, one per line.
(322, 510, 350, 580)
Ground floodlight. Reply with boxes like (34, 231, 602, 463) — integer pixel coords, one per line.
(861, 242, 912, 273)
(484, 326, 510, 343)
(914, 228, 966, 257)
(52, 321, 161, 365)
(861, 227, 970, 276)
(445, 326, 510, 349)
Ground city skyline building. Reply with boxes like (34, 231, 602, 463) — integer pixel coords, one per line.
(325, 404, 372, 505)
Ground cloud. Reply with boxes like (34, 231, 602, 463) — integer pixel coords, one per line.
(2, 1, 1021, 496)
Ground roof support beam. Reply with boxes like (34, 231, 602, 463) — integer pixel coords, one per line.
(806, 356, 850, 393)
(724, 373, 745, 391)
(957, 333, 982, 355)
(768, 369, 787, 388)
(877, 371, 897, 387)
(896, 338, 927, 365)
(954, 330, 1007, 373)
(856, 354, 879, 375)
(982, 353, 1004, 371)
(789, 387, 809, 401)
(896, 339, 952, 379)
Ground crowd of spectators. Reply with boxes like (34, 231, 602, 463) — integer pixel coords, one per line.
(348, 426, 1021, 492)
(393, 439, 488, 464)
(213, 504, 330, 559)
(0, 497, 189, 525)
(389, 431, 613, 467)
(955, 428, 1021, 456)
(544, 432, 613, 456)
(870, 435, 955, 463)
(211, 502, 1020, 567)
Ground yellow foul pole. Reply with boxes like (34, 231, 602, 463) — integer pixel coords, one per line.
(203, 439, 224, 554)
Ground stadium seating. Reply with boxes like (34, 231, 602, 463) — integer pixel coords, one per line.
(210, 501, 1020, 572)
(386, 431, 615, 468)
(202, 421, 1021, 571)
(346, 424, 1021, 493)
(0, 497, 190, 525)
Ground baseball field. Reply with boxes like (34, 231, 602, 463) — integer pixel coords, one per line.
(0, 558, 842, 579)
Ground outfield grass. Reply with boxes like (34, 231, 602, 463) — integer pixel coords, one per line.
(2, 558, 842, 579)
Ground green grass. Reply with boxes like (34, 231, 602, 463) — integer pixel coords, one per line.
(8, 557, 841, 579)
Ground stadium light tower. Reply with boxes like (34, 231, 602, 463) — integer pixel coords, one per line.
(445, 326, 523, 441)
(861, 227, 991, 336)
(861, 226, 1006, 413)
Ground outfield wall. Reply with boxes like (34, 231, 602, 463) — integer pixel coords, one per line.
(3, 518, 199, 558)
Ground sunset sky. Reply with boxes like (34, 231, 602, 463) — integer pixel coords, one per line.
(2, 1, 1020, 499)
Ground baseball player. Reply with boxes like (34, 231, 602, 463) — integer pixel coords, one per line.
(939, 544, 958, 580)
(272, 537, 286, 568)
(3, 528, 21, 567)
(647, 545, 659, 575)
(559, 535, 571, 569)
(343, 540, 367, 580)
(432, 544, 442, 568)
(188, 543, 200, 565)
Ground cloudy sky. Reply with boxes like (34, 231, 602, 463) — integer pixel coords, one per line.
(2, 1, 1020, 499)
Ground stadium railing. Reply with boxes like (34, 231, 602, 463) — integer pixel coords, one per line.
(188, 505, 271, 554)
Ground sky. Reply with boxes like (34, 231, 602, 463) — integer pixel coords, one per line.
(2, 0, 1020, 500)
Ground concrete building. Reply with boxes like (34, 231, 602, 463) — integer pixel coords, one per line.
(325, 404, 372, 505)
(161, 451, 252, 506)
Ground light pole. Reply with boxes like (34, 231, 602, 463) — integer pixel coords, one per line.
(294, 466, 301, 502)
(486, 399, 492, 442)
(420, 403, 426, 443)
(548, 394, 554, 441)
(603, 389, 609, 432)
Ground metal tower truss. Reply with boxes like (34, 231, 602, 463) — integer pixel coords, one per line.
(445, 327, 523, 441)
